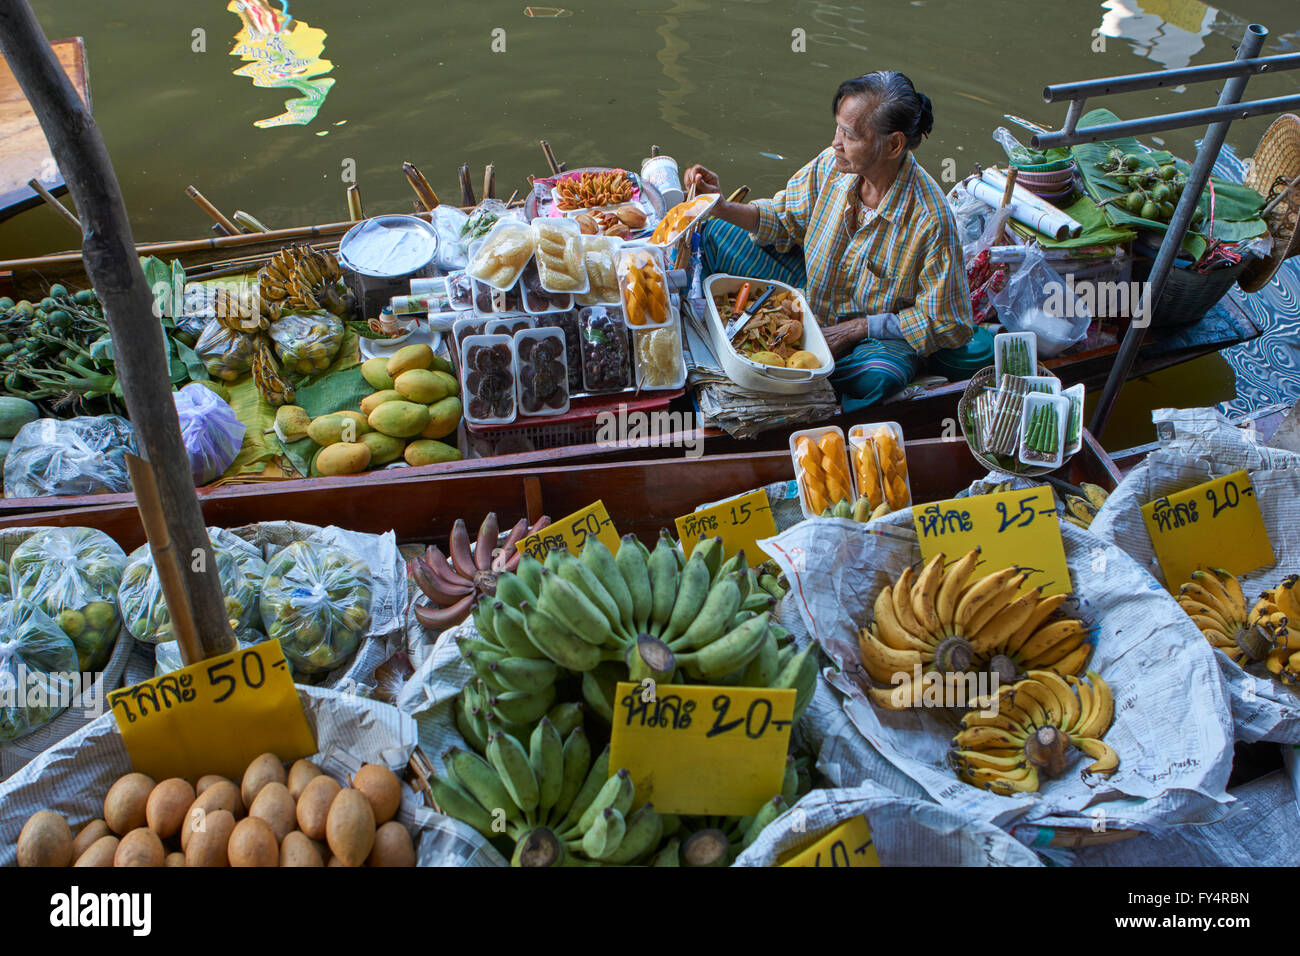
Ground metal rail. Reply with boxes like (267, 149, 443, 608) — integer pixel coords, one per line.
(1026, 24, 1300, 441)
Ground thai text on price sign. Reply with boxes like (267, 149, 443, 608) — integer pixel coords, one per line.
(107, 640, 316, 782)
(675, 489, 777, 568)
(914, 485, 1072, 596)
(780, 815, 880, 867)
(609, 681, 794, 816)
(516, 500, 620, 561)
(1141, 469, 1275, 589)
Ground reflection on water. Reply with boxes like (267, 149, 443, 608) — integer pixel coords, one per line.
(1099, 0, 1218, 71)
(228, 0, 334, 129)
(653, 0, 710, 143)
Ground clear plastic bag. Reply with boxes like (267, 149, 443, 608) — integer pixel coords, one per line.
(259, 540, 373, 675)
(461, 198, 507, 245)
(993, 245, 1090, 356)
(3, 415, 135, 499)
(195, 321, 257, 382)
(0, 600, 79, 742)
(118, 536, 260, 644)
(0, 558, 9, 601)
(174, 382, 245, 486)
(268, 311, 344, 376)
(432, 205, 471, 271)
(154, 632, 264, 677)
(9, 527, 127, 672)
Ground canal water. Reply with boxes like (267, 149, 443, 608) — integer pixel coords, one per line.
(3, 0, 1297, 449)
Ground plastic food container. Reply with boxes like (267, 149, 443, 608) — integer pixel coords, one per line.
(702, 274, 833, 395)
(470, 271, 524, 315)
(444, 271, 474, 311)
(532, 310, 583, 393)
(649, 194, 719, 248)
(531, 218, 590, 296)
(427, 309, 459, 334)
(410, 277, 447, 297)
(994, 330, 1037, 380)
(616, 244, 672, 330)
(486, 315, 535, 339)
(520, 260, 574, 314)
(452, 316, 491, 372)
(847, 421, 911, 512)
(461, 334, 516, 425)
(1022, 375, 1061, 395)
(466, 219, 536, 292)
(1063, 383, 1085, 457)
(514, 328, 571, 417)
(579, 306, 632, 394)
(788, 426, 855, 519)
(576, 235, 624, 307)
(1018, 392, 1069, 470)
(632, 318, 687, 391)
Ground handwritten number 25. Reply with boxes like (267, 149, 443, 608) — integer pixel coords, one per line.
(997, 496, 1036, 533)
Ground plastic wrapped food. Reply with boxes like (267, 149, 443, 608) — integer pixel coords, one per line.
(520, 260, 572, 313)
(444, 271, 474, 311)
(536, 311, 582, 392)
(461, 335, 516, 424)
(634, 322, 684, 388)
(154, 633, 264, 678)
(0, 600, 79, 742)
(576, 237, 621, 307)
(467, 221, 535, 290)
(0, 558, 9, 601)
(4, 416, 136, 500)
(260, 540, 373, 675)
(195, 320, 257, 381)
(9, 527, 127, 672)
(268, 310, 344, 375)
(486, 316, 534, 339)
(618, 246, 670, 327)
(461, 198, 507, 243)
(580, 307, 632, 393)
(174, 383, 245, 486)
(532, 220, 588, 293)
(179, 283, 219, 338)
(118, 537, 260, 644)
(515, 329, 570, 416)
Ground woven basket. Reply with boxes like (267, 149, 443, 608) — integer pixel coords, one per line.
(1239, 113, 1300, 294)
(958, 364, 1065, 478)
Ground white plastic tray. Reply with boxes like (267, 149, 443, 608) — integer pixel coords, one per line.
(993, 330, 1037, 380)
(466, 220, 535, 292)
(847, 421, 911, 513)
(1018, 392, 1069, 470)
(788, 425, 854, 519)
(460, 334, 516, 426)
(531, 217, 590, 296)
(514, 327, 571, 417)
(632, 317, 687, 391)
(616, 244, 673, 331)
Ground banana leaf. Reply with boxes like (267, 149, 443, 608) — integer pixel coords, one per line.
(173, 337, 209, 382)
(1072, 108, 1266, 261)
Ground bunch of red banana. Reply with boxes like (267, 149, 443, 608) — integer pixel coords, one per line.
(409, 513, 551, 631)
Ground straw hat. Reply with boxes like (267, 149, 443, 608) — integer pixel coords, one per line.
(1239, 113, 1300, 293)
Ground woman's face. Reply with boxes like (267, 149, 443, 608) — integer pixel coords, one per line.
(831, 96, 904, 175)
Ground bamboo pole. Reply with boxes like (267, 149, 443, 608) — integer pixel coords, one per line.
(0, 0, 235, 662)
(26, 177, 81, 231)
(458, 164, 476, 206)
(483, 164, 496, 200)
(346, 184, 364, 220)
(185, 185, 240, 236)
(540, 140, 561, 175)
(403, 161, 439, 211)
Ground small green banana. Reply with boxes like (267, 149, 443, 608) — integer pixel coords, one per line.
(581, 537, 636, 638)
(546, 701, 584, 739)
(429, 774, 498, 839)
(615, 533, 654, 635)
(529, 717, 564, 819)
(647, 531, 681, 637)
(490, 657, 558, 694)
(557, 745, 609, 833)
(550, 727, 591, 825)
(602, 803, 663, 864)
(660, 548, 713, 644)
(671, 572, 743, 651)
(443, 746, 520, 824)
(520, 600, 602, 671)
(487, 730, 541, 818)
(581, 807, 626, 859)
(742, 795, 788, 850)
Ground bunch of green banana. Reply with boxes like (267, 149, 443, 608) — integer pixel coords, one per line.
(756, 559, 789, 602)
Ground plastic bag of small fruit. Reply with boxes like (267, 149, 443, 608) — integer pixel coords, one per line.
(268, 310, 344, 376)
(0, 600, 80, 743)
(260, 540, 374, 675)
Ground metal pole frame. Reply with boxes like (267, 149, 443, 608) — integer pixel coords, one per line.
(1024, 24, 1294, 440)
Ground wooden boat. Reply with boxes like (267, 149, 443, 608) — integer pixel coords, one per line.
(0, 431, 1122, 547)
(0, 38, 90, 222)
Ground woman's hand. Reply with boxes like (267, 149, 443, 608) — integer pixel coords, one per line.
(821, 318, 869, 359)
(682, 164, 720, 195)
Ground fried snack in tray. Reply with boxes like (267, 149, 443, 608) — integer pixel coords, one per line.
(555, 170, 635, 211)
(712, 285, 806, 362)
(617, 247, 669, 327)
(467, 221, 536, 289)
(533, 220, 588, 293)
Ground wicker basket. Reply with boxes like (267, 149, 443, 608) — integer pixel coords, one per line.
(1239, 113, 1300, 294)
(1131, 234, 1250, 327)
(958, 364, 1066, 478)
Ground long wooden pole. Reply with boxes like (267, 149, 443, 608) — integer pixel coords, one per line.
(0, 0, 235, 661)
(26, 177, 81, 231)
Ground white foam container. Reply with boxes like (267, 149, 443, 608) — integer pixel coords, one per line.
(452, 316, 491, 374)
(1063, 383, 1085, 457)
(513, 327, 570, 417)
(520, 260, 574, 315)
(649, 193, 719, 248)
(994, 330, 1038, 381)
(444, 271, 474, 311)
(702, 274, 833, 395)
(530, 217, 590, 296)
(632, 316, 687, 391)
(788, 425, 854, 519)
(427, 309, 459, 334)
(616, 244, 674, 331)
(486, 315, 535, 339)
(1018, 392, 1069, 471)
(575, 235, 625, 307)
(460, 333, 516, 426)
(847, 421, 911, 511)
(1022, 375, 1061, 395)
(469, 268, 523, 316)
(466, 220, 535, 291)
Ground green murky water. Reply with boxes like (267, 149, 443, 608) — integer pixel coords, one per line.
(3, 0, 1297, 448)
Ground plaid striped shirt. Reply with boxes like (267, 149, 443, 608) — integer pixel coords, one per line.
(750, 148, 974, 356)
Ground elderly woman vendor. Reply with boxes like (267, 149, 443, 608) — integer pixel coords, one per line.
(684, 71, 981, 410)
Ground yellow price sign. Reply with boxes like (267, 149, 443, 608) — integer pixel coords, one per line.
(675, 489, 778, 568)
(1141, 469, 1275, 589)
(915, 485, 1072, 596)
(780, 815, 880, 867)
(107, 640, 316, 782)
(609, 681, 794, 817)
(516, 500, 620, 561)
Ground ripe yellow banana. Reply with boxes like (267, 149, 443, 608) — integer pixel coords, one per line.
(1013, 679, 1062, 728)
(892, 567, 924, 635)
(857, 627, 923, 684)
(868, 676, 923, 710)
(936, 548, 981, 636)
(910, 553, 946, 634)
(1191, 569, 1245, 621)
(1042, 641, 1092, 676)
(1072, 671, 1113, 739)
(952, 725, 1026, 749)
(970, 764, 1040, 794)
(1026, 669, 1080, 730)
(872, 587, 930, 654)
(953, 566, 1021, 634)
(965, 572, 1030, 641)
(952, 749, 1026, 771)
(1072, 736, 1119, 775)
(969, 585, 1041, 656)
(960, 707, 1030, 736)
(1005, 592, 1068, 657)
(1016, 619, 1085, 663)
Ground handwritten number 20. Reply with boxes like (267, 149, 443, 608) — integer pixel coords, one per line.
(1206, 480, 1240, 519)
(708, 694, 772, 739)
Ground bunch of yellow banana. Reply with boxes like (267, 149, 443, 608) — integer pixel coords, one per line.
(251, 336, 295, 407)
(211, 285, 272, 333)
(1256, 576, 1300, 682)
(1178, 568, 1298, 678)
(858, 549, 1092, 710)
(259, 244, 351, 317)
(950, 669, 1118, 794)
(1062, 483, 1110, 529)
